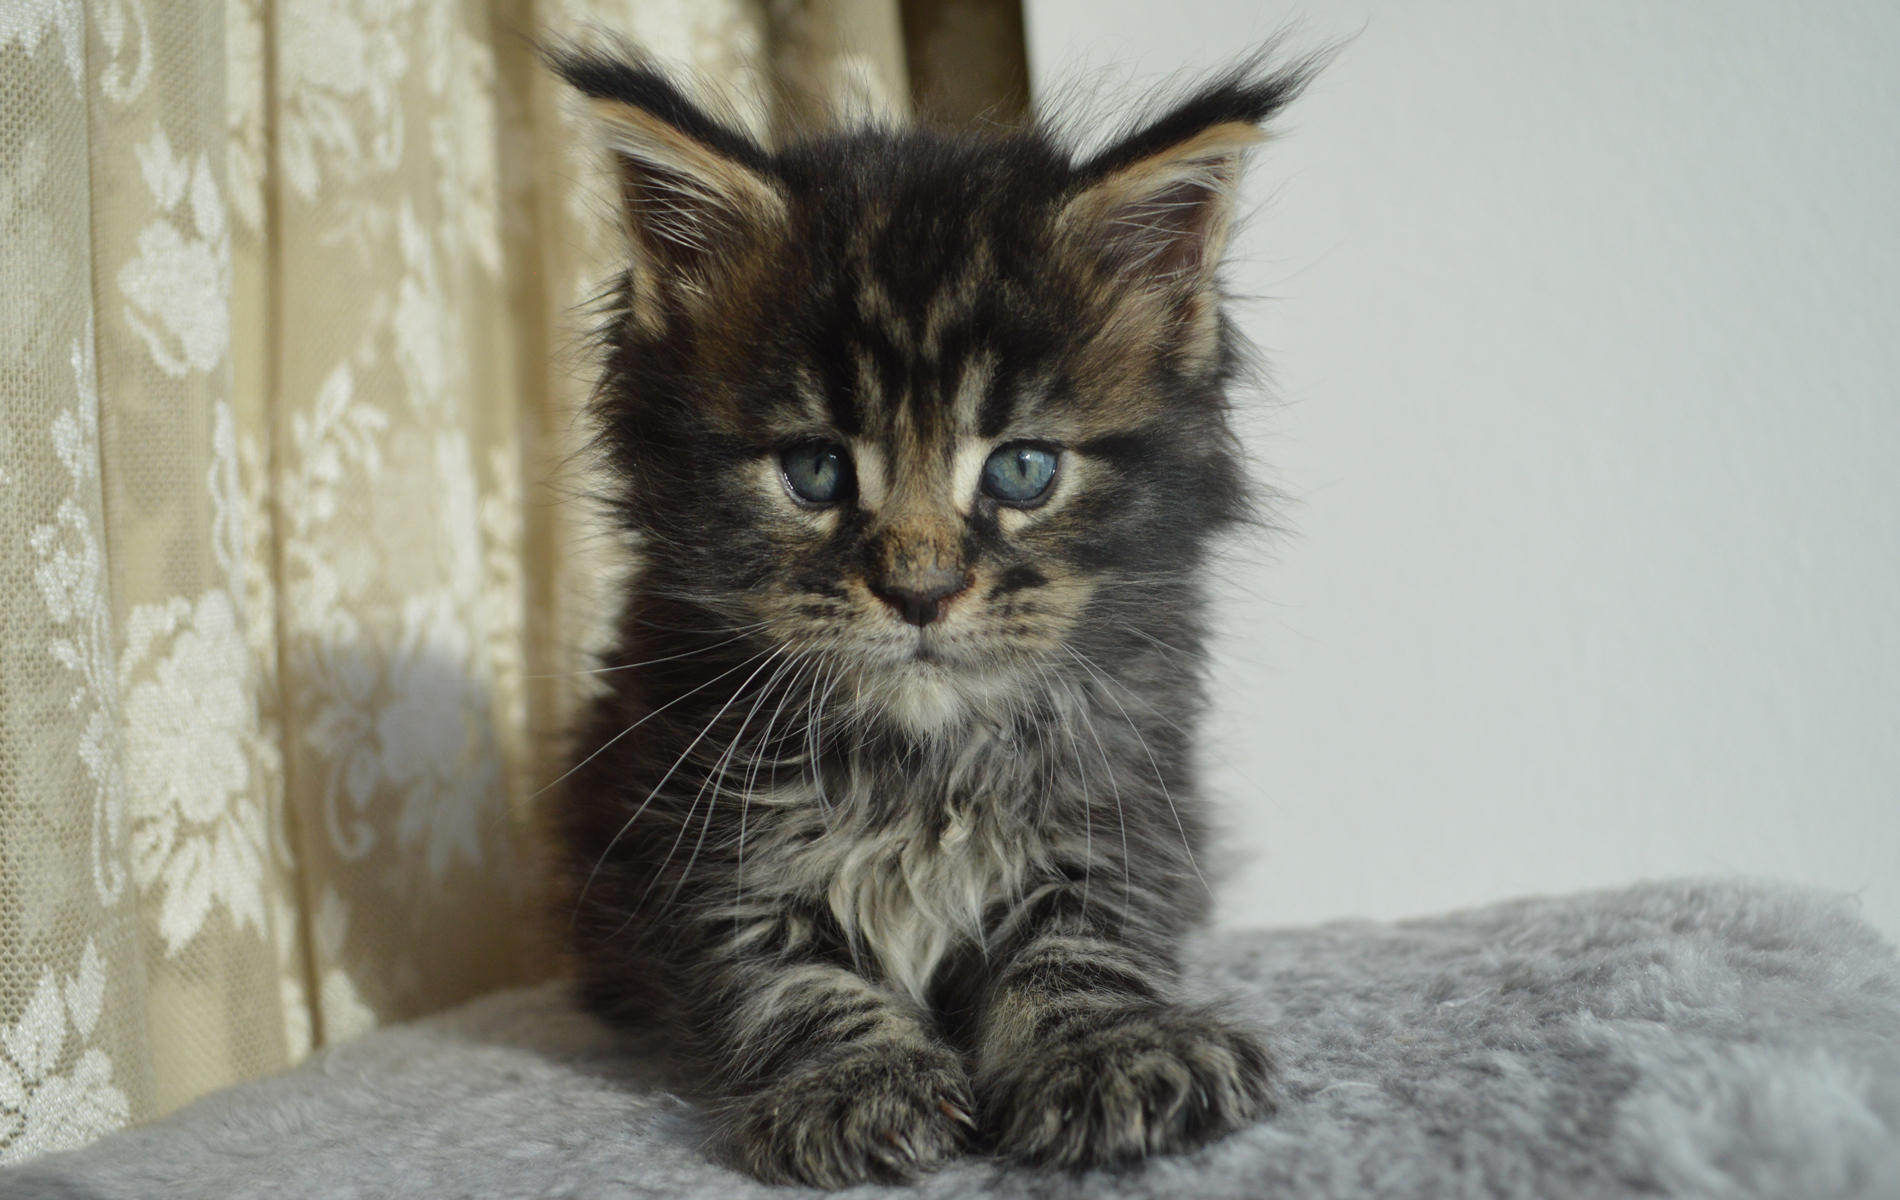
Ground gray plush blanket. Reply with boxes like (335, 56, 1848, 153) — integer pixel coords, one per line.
(7, 881, 1898, 1199)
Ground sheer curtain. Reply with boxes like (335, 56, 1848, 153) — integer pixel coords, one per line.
(0, 0, 927, 1162)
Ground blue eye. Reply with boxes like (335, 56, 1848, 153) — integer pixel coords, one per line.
(981, 443, 1059, 505)
(781, 442, 852, 504)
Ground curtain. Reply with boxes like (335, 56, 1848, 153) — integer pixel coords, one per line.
(0, 0, 929, 1163)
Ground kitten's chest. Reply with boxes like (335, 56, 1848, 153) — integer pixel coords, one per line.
(822, 804, 1029, 1006)
(761, 758, 1037, 1007)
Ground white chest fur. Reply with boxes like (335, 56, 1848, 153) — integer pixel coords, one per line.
(821, 803, 1030, 1007)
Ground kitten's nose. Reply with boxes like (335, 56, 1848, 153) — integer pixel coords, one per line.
(873, 570, 969, 628)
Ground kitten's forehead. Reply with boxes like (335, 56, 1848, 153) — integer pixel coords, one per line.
(846, 332, 997, 445)
(847, 348, 998, 513)
(811, 241, 997, 448)
(737, 137, 1178, 453)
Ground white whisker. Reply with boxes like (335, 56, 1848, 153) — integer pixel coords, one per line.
(662, 651, 806, 911)
(1063, 644, 1212, 902)
(620, 646, 790, 921)
(528, 623, 771, 679)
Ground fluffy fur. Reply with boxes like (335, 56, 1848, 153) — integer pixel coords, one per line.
(13, 882, 1899, 1199)
(547, 46, 1322, 1185)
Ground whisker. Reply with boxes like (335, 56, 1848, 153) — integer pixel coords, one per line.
(662, 650, 805, 911)
(570, 644, 783, 929)
(1096, 627, 1279, 815)
(807, 659, 846, 814)
(1062, 665, 1134, 925)
(546, 643, 778, 808)
(1035, 660, 1094, 921)
(527, 624, 771, 679)
(1062, 644, 1213, 903)
(737, 654, 825, 899)
(630, 614, 777, 637)
(610, 645, 791, 936)
(1048, 664, 1129, 925)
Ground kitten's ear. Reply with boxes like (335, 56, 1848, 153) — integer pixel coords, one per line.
(1061, 60, 1315, 297)
(553, 49, 785, 325)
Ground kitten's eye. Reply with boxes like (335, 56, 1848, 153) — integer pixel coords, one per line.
(780, 441, 853, 505)
(981, 443, 1059, 505)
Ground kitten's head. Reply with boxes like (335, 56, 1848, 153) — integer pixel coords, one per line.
(560, 50, 1311, 737)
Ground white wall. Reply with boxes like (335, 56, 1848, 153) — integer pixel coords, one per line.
(1024, 1, 1900, 941)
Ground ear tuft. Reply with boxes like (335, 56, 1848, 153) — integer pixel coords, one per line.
(1062, 53, 1321, 290)
(551, 47, 772, 175)
(550, 46, 784, 320)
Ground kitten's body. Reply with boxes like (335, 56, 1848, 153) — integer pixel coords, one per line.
(552, 48, 1312, 1186)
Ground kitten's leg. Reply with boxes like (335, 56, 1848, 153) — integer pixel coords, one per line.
(973, 914, 1273, 1167)
(707, 955, 974, 1186)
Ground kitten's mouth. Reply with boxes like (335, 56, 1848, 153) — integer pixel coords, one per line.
(884, 626, 962, 672)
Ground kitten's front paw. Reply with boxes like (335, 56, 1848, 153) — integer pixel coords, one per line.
(735, 1046, 976, 1187)
(983, 1006, 1272, 1168)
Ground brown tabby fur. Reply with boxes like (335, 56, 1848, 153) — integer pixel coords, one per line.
(548, 44, 1318, 1187)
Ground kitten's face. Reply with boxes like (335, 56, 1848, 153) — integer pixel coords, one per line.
(573, 68, 1271, 734)
(717, 257, 1109, 735)
(750, 422, 1092, 734)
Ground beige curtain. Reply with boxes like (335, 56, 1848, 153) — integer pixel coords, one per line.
(0, 0, 914, 1163)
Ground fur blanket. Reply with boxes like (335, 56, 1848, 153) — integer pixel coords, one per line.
(7, 880, 1898, 1199)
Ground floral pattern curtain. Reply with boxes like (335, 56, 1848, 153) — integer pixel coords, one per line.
(0, 0, 910, 1163)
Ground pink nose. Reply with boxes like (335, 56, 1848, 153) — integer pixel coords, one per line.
(872, 572, 969, 627)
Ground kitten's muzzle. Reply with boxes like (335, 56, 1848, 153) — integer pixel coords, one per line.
(872, 570, 971, 628)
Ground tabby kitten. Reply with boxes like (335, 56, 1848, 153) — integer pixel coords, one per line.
(551, 47, 1312, 1187)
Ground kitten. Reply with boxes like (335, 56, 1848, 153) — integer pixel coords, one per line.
(550, 46, 1314, 1187)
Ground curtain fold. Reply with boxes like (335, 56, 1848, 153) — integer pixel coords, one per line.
(1, 0, 918, 1162)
